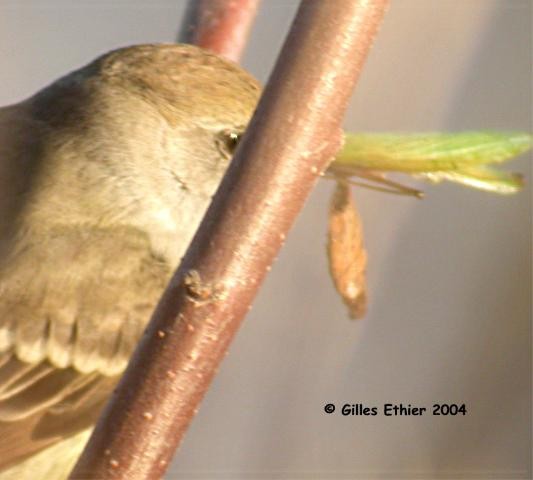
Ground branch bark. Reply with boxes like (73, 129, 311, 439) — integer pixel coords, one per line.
(70, 1, 389, 478)
(179, 0, 260, 62)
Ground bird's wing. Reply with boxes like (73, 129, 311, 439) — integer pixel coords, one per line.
(0, 355, 115, 472)
(0, 224, 172, 470)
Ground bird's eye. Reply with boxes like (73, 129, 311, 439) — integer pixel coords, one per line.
(216, 130, 241, 159)
(227, 132, 240, 149)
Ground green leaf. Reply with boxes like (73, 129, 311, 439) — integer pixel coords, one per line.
(330, 131, 531, 194)
(334, 132, 532, 172)
(416, 166, 523, 194)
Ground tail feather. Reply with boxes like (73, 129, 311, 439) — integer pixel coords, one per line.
(0, 429, 91, 480)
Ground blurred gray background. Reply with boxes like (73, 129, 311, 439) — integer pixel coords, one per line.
(0, 1, 530, 478)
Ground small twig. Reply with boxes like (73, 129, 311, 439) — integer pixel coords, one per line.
(70, 1, 389, 478)
(179, 0, 260, 62)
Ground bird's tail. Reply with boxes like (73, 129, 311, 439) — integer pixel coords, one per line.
(0, 429, 91, 480)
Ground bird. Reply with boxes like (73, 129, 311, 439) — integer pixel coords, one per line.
(0, 43, 261, 479)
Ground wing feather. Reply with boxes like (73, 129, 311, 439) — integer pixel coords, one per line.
(0, 223, 172, 469)
(0, 224, 170, 373)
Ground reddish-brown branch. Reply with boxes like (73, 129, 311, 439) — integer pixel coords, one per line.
(180, 0, 260, 62)
(70, 1, 389, 478)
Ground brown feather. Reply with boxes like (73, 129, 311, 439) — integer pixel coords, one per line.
(0, 354, 116, 470)
(0, 225, 171, 467)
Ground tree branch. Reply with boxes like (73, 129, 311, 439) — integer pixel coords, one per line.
(179, 0, 260, 62)
(70, 1, 389, 478)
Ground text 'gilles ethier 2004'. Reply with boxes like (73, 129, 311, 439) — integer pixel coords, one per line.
(323, 403, 467, 416)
